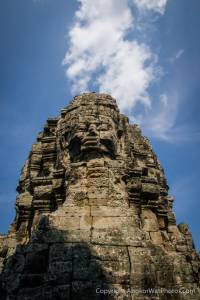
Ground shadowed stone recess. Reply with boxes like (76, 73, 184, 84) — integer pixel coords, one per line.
(0, 93, 199, 299)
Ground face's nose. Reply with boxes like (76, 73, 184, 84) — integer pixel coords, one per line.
(88, 124, 98, 136)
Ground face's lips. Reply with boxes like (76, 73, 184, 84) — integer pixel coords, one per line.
(81, 137, 116, 156)
(81, 137, 101, 153)
(82, 136, 99, 147)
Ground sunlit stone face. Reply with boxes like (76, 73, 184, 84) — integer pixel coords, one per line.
(69, 116, 118, 160)
(60, 102, 120, 161)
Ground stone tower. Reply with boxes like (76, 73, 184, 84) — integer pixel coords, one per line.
(0, 93, 199, 300)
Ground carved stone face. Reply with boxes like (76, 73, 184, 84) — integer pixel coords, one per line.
(63, 110, 119, 161)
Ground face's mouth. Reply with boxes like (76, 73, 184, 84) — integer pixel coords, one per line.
(81, 138, 107, 155)
(81, 137, 116, 159)
(81, 136, 99, 148)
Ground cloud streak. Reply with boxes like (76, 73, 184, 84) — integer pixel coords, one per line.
(138, 92, 200, 143)
(137, 92, 179, 142)
(169, 49, 185, 63)
(133, 0, 168, 14)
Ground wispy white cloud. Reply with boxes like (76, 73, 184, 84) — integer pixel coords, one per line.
(169, 48, 185, 63)
(64, 0, 167, 113)
(97, 42, 156, 112)
(133, 92, 179, 142)
(133, 0, 168, 14)
(137, 91, 200, 143)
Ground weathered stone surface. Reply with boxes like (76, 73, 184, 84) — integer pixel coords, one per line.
(0, 93, 199, 299)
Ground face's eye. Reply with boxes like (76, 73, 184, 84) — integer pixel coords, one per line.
(98, 123, 108, 131)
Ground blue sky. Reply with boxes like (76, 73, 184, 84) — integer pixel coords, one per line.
(0, 0, 199, 250)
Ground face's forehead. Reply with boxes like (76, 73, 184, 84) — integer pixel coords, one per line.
(64, 103, 120, 129)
